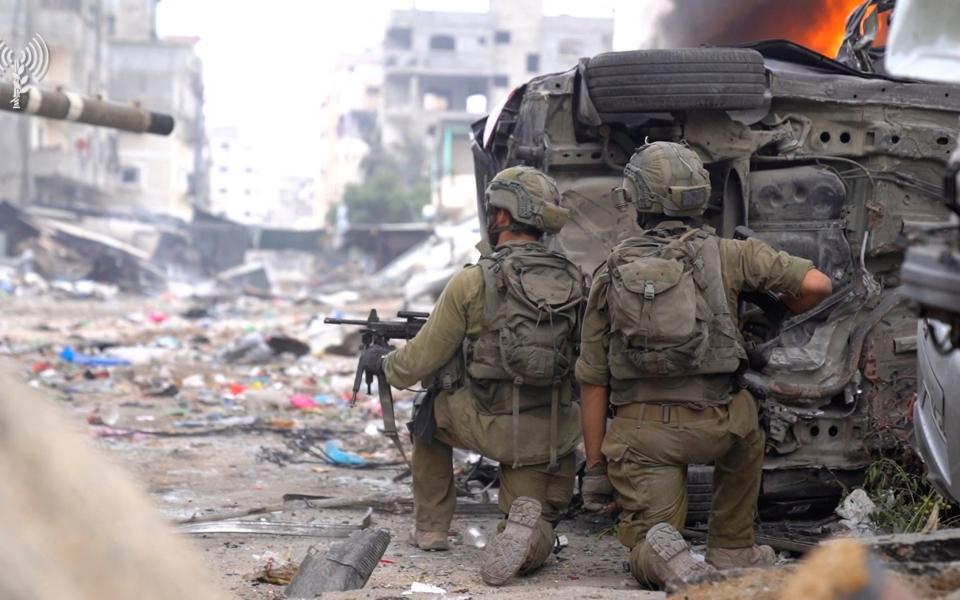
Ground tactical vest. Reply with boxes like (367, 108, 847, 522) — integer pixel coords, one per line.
(605, 226, 747, 404)
(463, 242, 583, 469)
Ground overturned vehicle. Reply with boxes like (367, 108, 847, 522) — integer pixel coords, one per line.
(471, 38, 960, 519)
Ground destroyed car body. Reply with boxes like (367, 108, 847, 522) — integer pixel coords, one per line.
(471, 39, 960, 518)
(887, 0, 960, 505)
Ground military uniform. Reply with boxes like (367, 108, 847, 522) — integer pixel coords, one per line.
(384, 238, 582, 575)
(576, 226, 813, 583)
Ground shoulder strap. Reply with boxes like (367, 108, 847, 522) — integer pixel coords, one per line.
(478, 248, 508, 328)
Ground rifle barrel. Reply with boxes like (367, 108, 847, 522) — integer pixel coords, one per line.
(396, 311, 430, 319)
(323, 318, 373, 326)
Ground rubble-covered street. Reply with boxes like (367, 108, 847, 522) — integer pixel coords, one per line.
(2, 285, 960, 599)
(0, 291, 646, 598)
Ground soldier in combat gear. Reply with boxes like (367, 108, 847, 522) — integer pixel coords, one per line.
(377, 167, 585, 586)
(577, 142, 833, 588)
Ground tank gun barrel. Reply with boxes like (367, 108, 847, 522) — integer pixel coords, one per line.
(0, 83, 174, 136)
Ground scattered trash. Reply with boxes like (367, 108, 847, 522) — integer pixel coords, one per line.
(181, 306, 211, 319)
(138, 377, 179, 397)
(152, 336, 180, 350)
(250, 551, 298, 586)
(87, 404, 120, 426)
(147, 311, 169, 324)
(462, 526, 487, 549)
(289, 393, 318, 410)
(60, 346, 131, 367)
(285, 528, 391, 598)
(403, 582, 447, 596)
(216, 332, 308, 364)
(321, 440, 367, 467)
(101, 345, 171, 366)
(265, 335, 311, 358)
(182, 374, 205, 388)
(837, 488, 877, 535)
(313, 394, 336, 406)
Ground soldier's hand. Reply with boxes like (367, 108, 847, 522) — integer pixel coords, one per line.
(582, 463, 615, 513)
(359, 344, 392, 376)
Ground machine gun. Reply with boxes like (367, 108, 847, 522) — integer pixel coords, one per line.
(324, 309, 429, 464)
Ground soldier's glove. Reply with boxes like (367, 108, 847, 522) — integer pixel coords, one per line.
(359, 344, 391, 377)
(581, 463, 615, 513)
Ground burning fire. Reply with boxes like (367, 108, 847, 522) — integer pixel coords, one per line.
(793, 0, 868, 57)
(660, 0, 883, 60)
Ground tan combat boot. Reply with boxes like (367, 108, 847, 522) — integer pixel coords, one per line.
(480, 496, 541, 586)
(408, 529, 450, 551)
(706, 544, 776, 569)
(635, 523, 717, 588)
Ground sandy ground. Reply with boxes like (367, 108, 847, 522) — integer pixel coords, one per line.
(4, 293, 960, 600)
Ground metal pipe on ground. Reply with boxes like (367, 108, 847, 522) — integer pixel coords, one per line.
(0, 83, 174, 135)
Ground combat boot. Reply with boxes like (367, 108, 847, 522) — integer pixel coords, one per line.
(408, 529, 449, 551)
(634, 522, 717, 589)
(706, 545, 776, 569)
(480, 496, 541, 586)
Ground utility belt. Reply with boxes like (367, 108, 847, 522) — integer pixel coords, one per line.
(610, 373, 737, 407)
(614, 401, 726, 424)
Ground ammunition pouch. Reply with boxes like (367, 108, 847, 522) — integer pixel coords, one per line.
(407, 387, 438, 443)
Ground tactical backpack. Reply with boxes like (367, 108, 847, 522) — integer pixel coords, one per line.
(606, 226, 747, 384)
(463, 242, 584, 469)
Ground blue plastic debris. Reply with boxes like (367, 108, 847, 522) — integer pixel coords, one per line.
(322, 440, 366, 467)
(60, 346, 131, 367)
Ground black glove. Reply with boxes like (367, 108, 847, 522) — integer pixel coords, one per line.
(581, 463, 615, 513)
(359, 344, 391, 376)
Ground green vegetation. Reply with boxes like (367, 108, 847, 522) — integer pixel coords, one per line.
(862, 458, 959, 533)
(343, 133, 431, 225)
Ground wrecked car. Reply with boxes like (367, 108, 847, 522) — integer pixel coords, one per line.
(471, 32, 960, 520)
(887, 0, 960, 505)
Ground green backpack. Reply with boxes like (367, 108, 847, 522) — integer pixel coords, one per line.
(606, 227, 746, 381)
(464, 242, 584, 469)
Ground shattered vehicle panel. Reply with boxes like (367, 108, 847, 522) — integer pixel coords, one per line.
(471, 40, 960, 513)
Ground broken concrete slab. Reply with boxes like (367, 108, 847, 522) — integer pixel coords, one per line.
(285, 528, 391, 598)
(215, 262, 272, 296)
(862, 527, 960, 563)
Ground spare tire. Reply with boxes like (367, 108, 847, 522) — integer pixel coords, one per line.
(584, 48, 767, 118)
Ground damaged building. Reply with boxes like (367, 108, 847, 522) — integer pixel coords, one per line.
(380, 0, 613, 218)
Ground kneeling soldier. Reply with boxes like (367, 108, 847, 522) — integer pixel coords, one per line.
(370, 167, 584, 586)
(577, 142, 833, 588)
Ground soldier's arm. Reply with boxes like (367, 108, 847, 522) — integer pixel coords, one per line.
(581, 384, 609, 470)
(382, 268, 477, 389)
(728, 238, 832, 314)
(781, 268, 833, 314)
(575, 272, 612, 470)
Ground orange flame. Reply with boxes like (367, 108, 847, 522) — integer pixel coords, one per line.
(793, 0, 865, 57)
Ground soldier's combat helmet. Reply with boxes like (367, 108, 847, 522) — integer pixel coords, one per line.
(485, 166, 569, 236)
(614, 142, 711, 217)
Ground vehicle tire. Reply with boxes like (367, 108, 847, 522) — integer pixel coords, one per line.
(686, 465, 714, 527)
(583, 48, 767, 117)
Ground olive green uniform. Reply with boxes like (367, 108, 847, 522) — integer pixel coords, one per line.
(576, 226, 812, 584)
(384, 240, 581, 573)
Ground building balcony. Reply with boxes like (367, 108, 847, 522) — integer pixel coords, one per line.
(384, 50, 494, 76)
